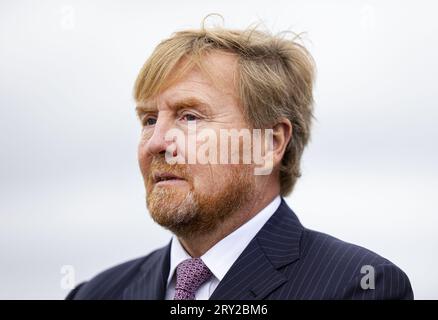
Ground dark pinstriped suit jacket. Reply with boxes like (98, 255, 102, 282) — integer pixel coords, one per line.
(66, 198, 413, 300)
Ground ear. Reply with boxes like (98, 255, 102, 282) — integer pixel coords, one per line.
(271, 118, 292, 168)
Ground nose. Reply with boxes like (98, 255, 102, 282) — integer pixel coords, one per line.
(144, 116, 177, 157)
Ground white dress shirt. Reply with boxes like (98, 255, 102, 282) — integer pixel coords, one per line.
(165, 195, 281, 300)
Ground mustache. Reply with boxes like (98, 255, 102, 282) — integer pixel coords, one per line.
(147, 157, 190, 183)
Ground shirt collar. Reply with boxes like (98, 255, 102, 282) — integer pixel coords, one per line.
(166, 195, 281, 286)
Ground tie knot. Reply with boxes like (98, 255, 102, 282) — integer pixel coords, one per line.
(174, 258, 212, 300)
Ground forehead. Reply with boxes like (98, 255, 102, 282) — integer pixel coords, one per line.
(142, 51, 239, 111)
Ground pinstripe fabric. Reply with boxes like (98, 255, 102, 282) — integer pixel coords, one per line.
(66, 198, 414, 300)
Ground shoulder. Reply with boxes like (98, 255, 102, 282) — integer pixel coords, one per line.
(301, 228, 391, 267)
(295, 228, 414, 299)
(65, 246, 168, 300)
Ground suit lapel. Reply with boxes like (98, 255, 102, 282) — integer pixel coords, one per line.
(209, 198, 303, 300)
(122, 241, 171, 300)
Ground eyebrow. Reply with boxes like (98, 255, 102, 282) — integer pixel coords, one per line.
(136, 97, 212, 115)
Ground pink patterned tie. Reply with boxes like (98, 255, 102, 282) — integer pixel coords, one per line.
(173, 258, 212, 300)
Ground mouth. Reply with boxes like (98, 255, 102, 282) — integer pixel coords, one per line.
(152, 171, 186, 186)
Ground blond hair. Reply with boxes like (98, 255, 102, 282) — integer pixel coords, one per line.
(134, 19, 315, 196)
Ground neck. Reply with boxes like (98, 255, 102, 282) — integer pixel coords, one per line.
(178, 188, 279, 257)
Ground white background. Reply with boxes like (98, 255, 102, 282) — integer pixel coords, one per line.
(0, 0, 437, 299)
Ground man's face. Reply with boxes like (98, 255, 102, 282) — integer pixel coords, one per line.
(136, 52, 258, 237)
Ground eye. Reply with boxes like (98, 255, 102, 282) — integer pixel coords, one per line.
(181, 113, 199, 122)
(142, 116, 157, 126)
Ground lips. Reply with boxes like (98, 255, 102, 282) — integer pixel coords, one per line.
(152, 171, 185, 184)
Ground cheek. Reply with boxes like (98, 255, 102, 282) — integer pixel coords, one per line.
(189, 166, 210, 191)
(138, 144, 151, 176)
(191, 165, 231, 192)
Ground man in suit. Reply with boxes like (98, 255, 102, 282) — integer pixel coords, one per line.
(67, 23, 413, 300)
